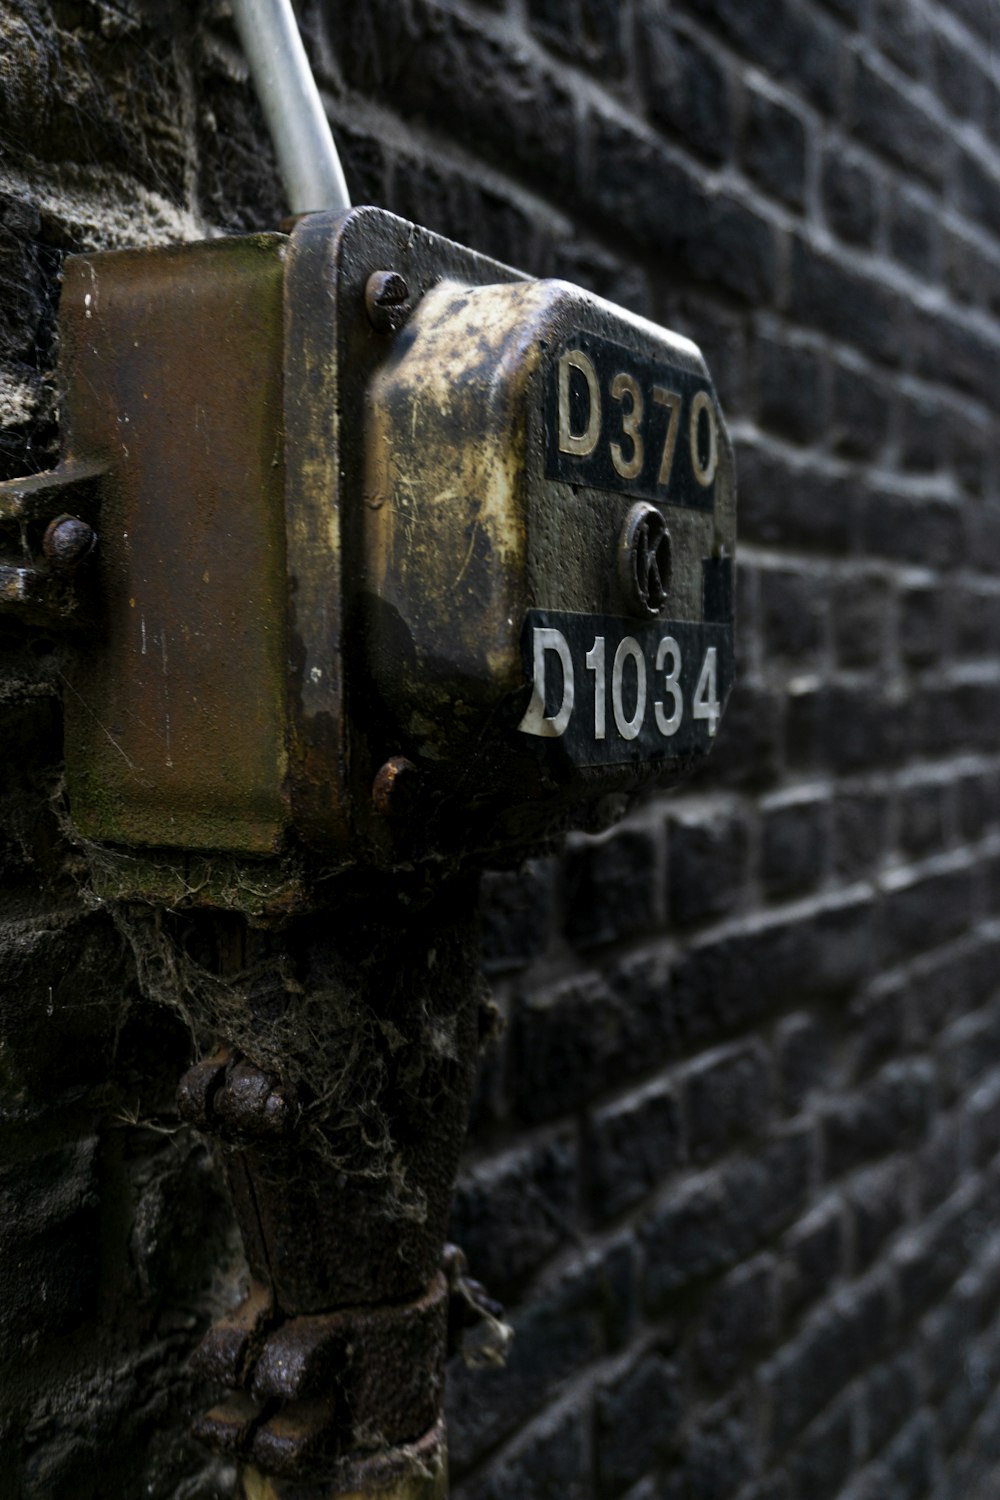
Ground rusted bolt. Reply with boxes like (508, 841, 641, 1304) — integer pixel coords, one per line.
(365, 270, 412, 335)
(618, 502, 671, 618)
(372, 755, 418, 818)
(42, 514, 96, 570)
(214, 1059, 295, 1139)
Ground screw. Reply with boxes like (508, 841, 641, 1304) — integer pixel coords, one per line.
(43, 514, 96, 571)
(618, 502, 671, 618)
(365, 271, 412, 335)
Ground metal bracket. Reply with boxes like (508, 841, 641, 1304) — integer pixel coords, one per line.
(0, 461, 103, 628)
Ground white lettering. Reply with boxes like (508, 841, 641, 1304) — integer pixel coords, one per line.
(518, 627, 576, 737)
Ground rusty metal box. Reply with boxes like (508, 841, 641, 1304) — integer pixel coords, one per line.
(52, 207, 735, 877)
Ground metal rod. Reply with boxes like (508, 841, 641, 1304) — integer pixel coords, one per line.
(230, 0, 351, 216)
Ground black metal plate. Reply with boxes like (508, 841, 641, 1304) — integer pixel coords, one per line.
(544, 329, 719, 513)
(517, 609, 734, 767)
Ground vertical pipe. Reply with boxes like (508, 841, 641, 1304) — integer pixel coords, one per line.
(230, 0, 351, 215)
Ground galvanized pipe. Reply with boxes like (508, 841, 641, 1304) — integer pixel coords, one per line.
(230, 0, 351, 215)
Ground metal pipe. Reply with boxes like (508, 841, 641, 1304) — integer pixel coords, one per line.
(230, 0, 351, 216)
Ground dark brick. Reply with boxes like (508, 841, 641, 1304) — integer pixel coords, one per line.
(639, 15, 734, 163)
(672, 898, 871, 1050)
(890, 187, 940, 281)
(849, 981, 908, 1078)
(789, 682, 910, 775)
(883, 866, 976, 960)
(968, 1074, 1000, 1166)
(744, 90, 808, 208)
(871, 0, 931, 80)
(863, 492, 963, 570)
(555, 238, 652, 317)
(953, 587, 1000, 661)
(0, 911, 135, 1101)
(481, 859, 555, 973)
(697, 1257, 779, 1389)
(642, 1128, 812, 1307)
(896, 1193, 990, 1322)
(527, 0, 627, 77)
(958, 149, 1000, 235)
(668, 291, 749, 416)
(448, 1251, 621, 1472)
(740, 1479, 793, 1500)
(913, 306, 1000, 410)
(884, 1411, 938, 1499)
(777, 1014, 837, 1115)
(788, 1397, 854, 1500)
(822, 1061, 935, 1179)
(334, 121, 393, 212)
(833, 574, 890, 669)
(897, 780, 949, 858)
(822, 150, 880, 248)
(849, 1163, 907, 1271)
(753, 335, 828, 447)
(512, 959, 674, 1124)
(564, 827, 661, 951)
(933, 28, 984, 121)
(761, 795, 828, 899)
(461, 1407, 591, 1500)
(760, 567, 827, 667)
(944, 1010, 1000, 1096)
(738, 442, 857, 554)
(863, 1357, 920, 1459)
(850, 56, 947, 185)
(667, 806, 750, 926)
(899, 389, 947, 475)
(831, 353, 891, 458)
(0, 1136, 100, 1345)
(957, 770, 1000, 841)
(585, 110, 779, 302)
(588, 1080, 683, 1223)
(687, 0, 842, 114)
(899, 584, 949, 666)
(945, 403, 993, 496)
(703, 679, 784, 791)
(765, 1277, 892, 1449)
(449, 1132, 578, 1298)
(324, 0, 576, 196)
(916, 1117, 966, 1212)
(945, 227, 1000, 316)
(596, 1349, 682, 1496)
(911, 937, 1000, 1039)
(833, 791, 890, 881)
(666, 1406, 756, 1499)
(782, 1199, 847, 1322)
(969, 501, 1000, 573)
(947, 0, 1000, 41)
(686, 1041, 774, 1162)
(788, 237, 905, 366)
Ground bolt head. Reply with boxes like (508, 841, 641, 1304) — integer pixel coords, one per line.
(365, 270, 412, 335)
(43, 514, 97, 570)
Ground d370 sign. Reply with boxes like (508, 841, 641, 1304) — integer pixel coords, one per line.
(517, 610, 734, 767)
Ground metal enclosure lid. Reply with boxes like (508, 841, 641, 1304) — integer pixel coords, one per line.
(359, 242, 736, 856)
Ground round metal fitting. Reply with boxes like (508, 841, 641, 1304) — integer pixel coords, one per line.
(42, 514, 97, 570)
(365, 270, 412, 335)
(618, 502, 671, 617)
(372, 755, 419, 817)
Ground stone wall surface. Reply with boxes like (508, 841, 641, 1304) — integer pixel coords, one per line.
(1, 0, 1000, 1496)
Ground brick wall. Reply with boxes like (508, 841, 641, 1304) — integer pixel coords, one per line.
(1, 0, 1000, 1496)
